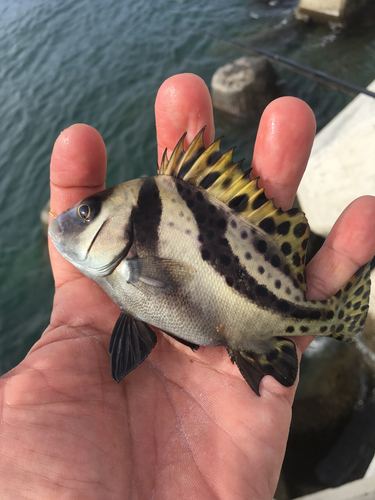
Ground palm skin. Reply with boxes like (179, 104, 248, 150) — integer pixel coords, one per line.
(0, 74, 374, 500)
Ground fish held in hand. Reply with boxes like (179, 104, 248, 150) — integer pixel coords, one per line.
(48, 128, 371, 396)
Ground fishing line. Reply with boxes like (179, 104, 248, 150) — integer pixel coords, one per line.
(196, 31, 375, 99)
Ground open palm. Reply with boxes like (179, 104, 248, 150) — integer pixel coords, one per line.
(1, 74, 374, 500)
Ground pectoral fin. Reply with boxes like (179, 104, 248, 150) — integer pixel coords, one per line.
(108, 312, 157, 382)
(119, 256, 195, 295)
(227, 337, 298, 396)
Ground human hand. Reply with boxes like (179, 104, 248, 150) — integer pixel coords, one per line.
(0, 73, 374, 500)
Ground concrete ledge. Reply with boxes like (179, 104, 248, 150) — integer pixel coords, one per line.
(295, 0, 368, 26)
(297, 79, 375, 237)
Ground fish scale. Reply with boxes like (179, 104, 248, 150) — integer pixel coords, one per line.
(48, 128, 372, 396)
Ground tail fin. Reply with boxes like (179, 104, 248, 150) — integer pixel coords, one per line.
(328, 262, 371, 342)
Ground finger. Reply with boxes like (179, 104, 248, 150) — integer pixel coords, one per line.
(155, 73, 215, 163)
(306, 195, 375, 300)
(49, 124, 107, 287)
(251, 96, 316, 210)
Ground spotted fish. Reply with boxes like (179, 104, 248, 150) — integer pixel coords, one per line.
(48, 128, 372, 395)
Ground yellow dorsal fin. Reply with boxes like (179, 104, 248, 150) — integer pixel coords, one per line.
(158, 128, 309, 288)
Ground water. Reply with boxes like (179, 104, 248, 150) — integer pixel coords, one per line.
(1, 0, 375, 375)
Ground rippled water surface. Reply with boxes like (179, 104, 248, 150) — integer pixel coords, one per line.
(1, 0, 375, 374)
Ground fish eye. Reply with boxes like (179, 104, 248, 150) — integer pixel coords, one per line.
(78, 204, 91, 221)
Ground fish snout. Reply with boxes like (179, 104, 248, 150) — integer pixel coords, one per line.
(48, 217, 63, 244)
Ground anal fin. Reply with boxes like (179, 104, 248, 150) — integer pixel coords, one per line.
(227, 337, 298, 396)
(108, 312, 157, 383)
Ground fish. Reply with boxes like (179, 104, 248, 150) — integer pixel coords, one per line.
(48, 128, 372, 396)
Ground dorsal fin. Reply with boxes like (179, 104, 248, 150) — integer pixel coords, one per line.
(157, 128, 309, 289)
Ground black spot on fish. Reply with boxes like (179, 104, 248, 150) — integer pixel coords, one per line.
(281, 242, 292, 256)
(201, 249, 211, 260)
(345, 315, 351, 323)
(345, 301, 352, 310)
(259, 217, 276, 234)
(228, 194, 249, 211)
(338, 310, 344, 319)
(284, 265, 291, 276)
(252, 191, 268, 210)
(320, 326, 328, 333)
(241, 230, 248, 240)
(293, 309, 308, 320)
(226, 276, 234, 287)
(221, 176, 232, 189)
(286, 287, 291, 295)
(275, 280, 281, 289)
(302, 238, 308, 250)
(293, 253, 301, 267)
(277, 221, 291, 236)
(230, 219, 237, 228)
(220, 254, 231, 266)
(131, 178, 162, 254)
(286, 326, 294, 333)
(344, 282, 352, 292)
(293, 278, 299, 289)
(200, 172, 221, 189)
(256, 240, 267, 253)
(266, 350, 278, 362)
(297, 273, 304, 284)
(309, 310, 321, 320)
(336, 324, 344, 333)
(217, 218, 226, 230)
(300, 326, 309, 333)
(256, 285, 268, 297)
(258, 266, 265, 275)
(326, 311, 334, 320)
(294, 223, 308, 238)
(281, 344, 296, 357)
(354, 285, 364, 296)
(335, 290, 342, 299)
(277, 300, 290, 313)
(245, 252, 252, 260)
(196, 191, 204, 202)
(177, 183, 184, 193)
(271, 254, 281, 268)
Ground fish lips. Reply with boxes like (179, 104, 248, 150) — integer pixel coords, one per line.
(48, 214, 84, 264)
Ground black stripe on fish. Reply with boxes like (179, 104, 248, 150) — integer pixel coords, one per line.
(176, 179, 328, 321)
(131, 178, 162, 255)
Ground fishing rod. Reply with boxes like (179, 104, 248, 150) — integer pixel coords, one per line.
(196, 31, 375, 99)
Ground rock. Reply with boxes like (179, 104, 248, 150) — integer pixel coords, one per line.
(211, 56, 279, 118)
(297, 79, 375, 238)
(295, 0, 370, 27)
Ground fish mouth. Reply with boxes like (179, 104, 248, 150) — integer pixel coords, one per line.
(48, 217, 62, 244)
